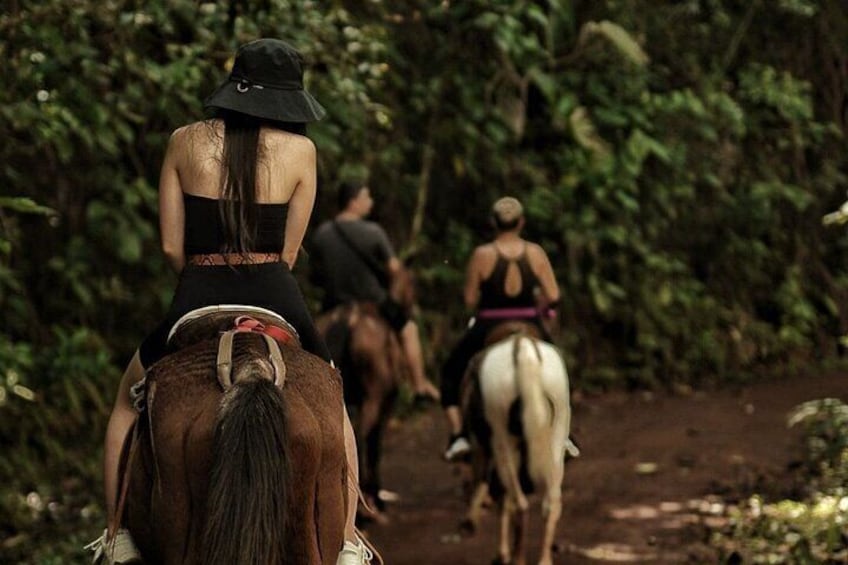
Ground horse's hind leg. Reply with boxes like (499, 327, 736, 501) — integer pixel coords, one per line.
(497, 499, 513, 564)
(537, 455, 564, 565)
(513, 505, 529, 565)
(491, 418, 526, 564)
(462, 481, 489, 535)
(497, 497, 528, 565)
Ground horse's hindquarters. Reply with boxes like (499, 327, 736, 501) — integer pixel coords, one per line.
(124, 338, 348, 565)
(472, 336, 574, 564)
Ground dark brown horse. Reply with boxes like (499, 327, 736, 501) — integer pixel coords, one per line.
(315, 266, 416, 517)
(119, 308, 348, 564)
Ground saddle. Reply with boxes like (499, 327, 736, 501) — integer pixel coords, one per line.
(167, 304, 300, 350)
(167, 304, 301, 391)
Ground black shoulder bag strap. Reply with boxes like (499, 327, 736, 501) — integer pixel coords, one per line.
(332, 221, 390, 287)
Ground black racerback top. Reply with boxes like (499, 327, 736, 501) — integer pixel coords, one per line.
(182, 192, 288, 255)
(478, 244, 540, 309)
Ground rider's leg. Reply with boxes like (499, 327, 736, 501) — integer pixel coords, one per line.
(442, 404, 471, 461)
(445, 405, 463, 437)
(341, 406, 359, 541)
(337, 408, 376, 564)
(89, 351, 144, 563)
(400, 321, 440, 400)
(440, 327, 488, 461)
(104, 351, 144, 518)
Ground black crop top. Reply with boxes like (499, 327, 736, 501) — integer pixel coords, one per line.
(182, 193, 288, 255)
(478, 246, 539, 310)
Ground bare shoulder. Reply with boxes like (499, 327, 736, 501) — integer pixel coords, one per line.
(264, 129, 316, 156)
(172, 120, 216, 141)
(525, 241, 552, 265)
(475, 243, 497, 258)
(470, 243, 496, 266)
(167, 121, 219, 158)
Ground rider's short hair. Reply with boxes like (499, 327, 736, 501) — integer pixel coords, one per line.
(337, 179, 367, 211)
(491, 196, 523, 231)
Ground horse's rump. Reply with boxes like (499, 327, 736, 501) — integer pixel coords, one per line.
(459, 321, 544, 438)
(317, 303, 403, 400)
(123, 334, 347, 564)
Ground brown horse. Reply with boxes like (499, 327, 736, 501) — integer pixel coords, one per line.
(315, 265, 416, 517)
(119, 307, 348, 564)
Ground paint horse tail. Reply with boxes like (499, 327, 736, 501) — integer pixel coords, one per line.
(201, 376, 290, 565)
(513, 335, 554, 489)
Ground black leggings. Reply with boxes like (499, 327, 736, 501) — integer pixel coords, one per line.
(139, 263, 330, 369)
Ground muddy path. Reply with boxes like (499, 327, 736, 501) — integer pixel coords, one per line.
(363, 372, 847, 564)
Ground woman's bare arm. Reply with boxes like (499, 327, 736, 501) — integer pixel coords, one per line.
(282, 138, 317, 269)
(463, 246, 488, 310)
(529, 243, 560, 304)
(159, 129, 186, 273)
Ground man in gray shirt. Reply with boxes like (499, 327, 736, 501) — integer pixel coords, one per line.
(311, 180, 440, 401)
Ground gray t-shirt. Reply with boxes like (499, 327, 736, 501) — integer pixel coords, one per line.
(310, 219, 395, 309)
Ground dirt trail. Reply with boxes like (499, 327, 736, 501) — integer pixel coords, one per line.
(365, 372, 847, 564)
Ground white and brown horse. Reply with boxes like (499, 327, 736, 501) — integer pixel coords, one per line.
(463, 325, 579, 565)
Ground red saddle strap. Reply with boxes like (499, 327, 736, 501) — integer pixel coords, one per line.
(232, 315, 294, 344)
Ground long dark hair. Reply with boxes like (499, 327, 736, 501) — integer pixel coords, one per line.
(215, 110, 306, 256)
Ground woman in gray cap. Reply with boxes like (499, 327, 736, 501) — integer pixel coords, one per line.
(91, 39, 372, 564)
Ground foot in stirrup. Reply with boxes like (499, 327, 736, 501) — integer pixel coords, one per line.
(85, 528, 142, 564)
(443, 434, 471, 462)
(336, 535, 374, 565)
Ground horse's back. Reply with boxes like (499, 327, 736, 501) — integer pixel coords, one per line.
(126, 336, 347, 564)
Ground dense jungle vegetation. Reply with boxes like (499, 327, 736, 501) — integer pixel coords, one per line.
(1, 0, 847, 561)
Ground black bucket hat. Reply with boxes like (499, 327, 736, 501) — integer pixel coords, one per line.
(204, 39, 326, 123)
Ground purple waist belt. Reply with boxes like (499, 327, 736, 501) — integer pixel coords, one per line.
(477, 307, 540, 320)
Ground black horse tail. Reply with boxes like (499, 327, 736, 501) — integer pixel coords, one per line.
(202, 377, 290, 565)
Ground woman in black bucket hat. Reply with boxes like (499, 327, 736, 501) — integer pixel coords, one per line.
(204, 38, 327, 123)
(89, 39, 374, 565)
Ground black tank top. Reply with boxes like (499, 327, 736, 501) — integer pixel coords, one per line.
(182, 193, 288, 254)
(478, 244, 539, 309)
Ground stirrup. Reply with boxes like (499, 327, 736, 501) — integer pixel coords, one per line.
(85, 528, 142, 564)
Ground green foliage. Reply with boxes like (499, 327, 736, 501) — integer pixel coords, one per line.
(788, 398, 848, 490)
(714, 494, 848, 563)
(0, 326, 115, 563)
(711, 399, 848, 563)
